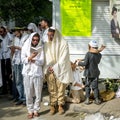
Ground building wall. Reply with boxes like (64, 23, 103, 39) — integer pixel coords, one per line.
(52, 0, 120, 79)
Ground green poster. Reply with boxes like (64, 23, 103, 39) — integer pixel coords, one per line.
(60, 0, 91, 36)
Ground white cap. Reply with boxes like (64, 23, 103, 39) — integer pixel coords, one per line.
(27, 23, 38, 32)
(27, 26, 32, 30)
(50, 26, 56, 30)
(89, 40, 98, 47)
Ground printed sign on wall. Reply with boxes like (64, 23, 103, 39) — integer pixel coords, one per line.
(60, 0, 91, 36)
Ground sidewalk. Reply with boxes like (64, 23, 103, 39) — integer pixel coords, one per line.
(0, 88, 120, 120)
(69, 98, 120, 117)
(42, 90, 120, 118)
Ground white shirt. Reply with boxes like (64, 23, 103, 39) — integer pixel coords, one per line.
(0, 34, 12, 59)
(71, 69, 83, 90)
(12, 37, 22, 65)
(21, 48, 44, 77)
(42, 28, 49, 43)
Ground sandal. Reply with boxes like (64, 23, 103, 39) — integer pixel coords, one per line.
(34, 112, 39, 117)
(27, 113, 33, 119)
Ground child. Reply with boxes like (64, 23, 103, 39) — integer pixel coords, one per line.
(21, 32, 44, 118)
(65, 62, 85, 104)
(76, 40, 103, 105)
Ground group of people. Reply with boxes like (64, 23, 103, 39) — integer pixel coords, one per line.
(0, 18, 105, 119)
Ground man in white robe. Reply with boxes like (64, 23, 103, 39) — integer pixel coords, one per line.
(44, 27, 73, 115)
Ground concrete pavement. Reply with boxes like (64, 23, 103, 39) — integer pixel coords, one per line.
(43, 90, 120, 118)
(69, 98, 120, 117)
(0, 89, 120, 120)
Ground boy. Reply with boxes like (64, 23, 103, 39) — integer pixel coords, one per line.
(76, 40, 102, 105)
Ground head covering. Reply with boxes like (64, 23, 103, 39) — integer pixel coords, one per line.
(89, 40, 98, 48)
(50, 26, 56, 30)
(21, 32, 43, 77)
(22, 32, 42, 56)
(27, 23, 38, 32)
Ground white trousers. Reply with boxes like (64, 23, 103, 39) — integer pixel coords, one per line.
(24, 76, 43, 113)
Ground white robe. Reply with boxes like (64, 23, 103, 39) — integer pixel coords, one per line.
(21, 32, 44, 77)
(44, 29, 73, 84)
(21, 32, 43, 113)
(71, 69, 83, 90)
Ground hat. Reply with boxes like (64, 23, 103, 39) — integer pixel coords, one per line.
(27, 23, 37, 32)
(50, 26, 56, 30)
(89, 40, 98, 48)
(27, 25, 33, 30)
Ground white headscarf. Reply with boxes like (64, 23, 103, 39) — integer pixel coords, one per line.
(22, 32, 42, 59)
(21, 32, 43, 76)
(27, 23, 38, 32)
(44, 29, 73, 84)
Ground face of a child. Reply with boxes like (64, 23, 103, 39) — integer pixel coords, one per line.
(88, 45, 98, 50)
(113, 11, 117, 18)
(31, 36, 39, 47)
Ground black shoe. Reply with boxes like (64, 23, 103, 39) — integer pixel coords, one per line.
(84, 98, 91, 105)
(0, 92, 8, 96)
(94, 98, 101, 105)
(22, 101, 26, 106)
(15, 100, 23, 105)
(13, 98, 19, 102)
(8, 96, 15, 101)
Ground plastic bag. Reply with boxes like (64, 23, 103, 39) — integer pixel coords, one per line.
(116, 86, 120, 98)
(84, 113, 105, 120)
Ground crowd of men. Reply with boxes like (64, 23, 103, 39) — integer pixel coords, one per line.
(0, 18, 104, 119)
(0, 18, 73, 118)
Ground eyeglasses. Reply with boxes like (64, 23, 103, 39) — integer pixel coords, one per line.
(32, 39, 39, 42)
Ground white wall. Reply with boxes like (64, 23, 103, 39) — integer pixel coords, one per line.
(52, 0, 120, 79)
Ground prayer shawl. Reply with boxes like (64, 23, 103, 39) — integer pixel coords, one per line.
(21, 32, 44, 77)
(44, 29, 73, 84)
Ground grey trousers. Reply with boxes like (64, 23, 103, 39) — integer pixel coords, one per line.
(85, 77, 99, 99)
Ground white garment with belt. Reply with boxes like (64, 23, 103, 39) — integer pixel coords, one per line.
(71, 69, 83, 90)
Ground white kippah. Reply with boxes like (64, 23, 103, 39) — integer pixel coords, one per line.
(50, 26, 56, 30)
(89, 40, 98, 47)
